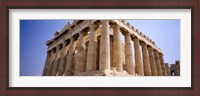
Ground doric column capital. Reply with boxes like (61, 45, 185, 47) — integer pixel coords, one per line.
(140, 41, 147, 46)
(101, 20, 111, 26)
(113, 23, 120, 28)
(147, 45, 151, 48)
(57, 44, 62, 50)
(101, 20, 110, 23)
(70, 36, 75, 42)
(124, 31, 131, 36)
(47, 50, 51, 54)
(64, 39, 70, 46)
(153, 50, 160, 57)
(49, 49, 53, 54)
(113, 24, 121, 35)
(90, 23, 95, 29)
(79, 31, 87, 37)
(133, 36, 140, 41)
(90, 23, 99, 30)
(52, 47, 57, 52)
(158, 52, 164, 56)
(54, 46, 58, 50)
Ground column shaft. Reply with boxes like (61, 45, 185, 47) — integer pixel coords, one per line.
(86, 24, 97, 71)
(110, 36, 113, 69)
(141, 42, 152, 76)
(74, 32, 86, 75)
(147, 46, 157, 76)
(57, 43, 69, 76)
(113, 24, 123, 72)
(51, 46, 61, 76)
(46, 49, 56, 76)
(64, 38, 75, 76)
(124, 32, 135, 75)
(134, 37, 144, 76)
(154, 50, 163, 76)
(42, 52, 51, 76)
(57, 56, 65, 76)
(96, 37, 100, 70)
(99, 20, 110, 70)
(159, 53, 167, 76)
(165, 63, 171, 76)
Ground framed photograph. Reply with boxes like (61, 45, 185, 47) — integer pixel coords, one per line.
(1, 0, 199, 96)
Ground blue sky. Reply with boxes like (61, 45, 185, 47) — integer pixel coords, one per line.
(20, 20, 180, 76)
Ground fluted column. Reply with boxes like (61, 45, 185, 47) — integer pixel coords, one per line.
(124, 32, 135, 75)
(147, 46, 157, 76)
(110, 36, 113, 69)
(133, 37, 144, 76)
(112, 24, 123, 72)
(46, 48, 56, 76)
(51, 46, 61, 76)
(141, 42, 151, 76)
(86, 24, 97, 71)
(99, 20, 110, 70)
(74, 32, 87, 75)
(57, 42, 69, 76)
(159, 53, 167, 76)
(42, 51, 51, 76)
(165, 63, 171, 76)
(154, 50, 163, 76)
(64, 37, 75, 76)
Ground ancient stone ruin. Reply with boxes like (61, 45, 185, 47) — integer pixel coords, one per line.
(170, 60, 180, 76)
(42, 20, 177, 76)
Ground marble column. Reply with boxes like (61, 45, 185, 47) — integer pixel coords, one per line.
(57, 42, 69, 76)
(159, 53, 167, 76)
(110, 36, 113, 69)
(141, 42, 152, 76)
(96, 36, 101, 70)
(124, 32, 135, 75)
(85, 42, 89, 70)
(46, 48, 56, 76)
(99, 20, 110, 70)
(154, 50, 163, 76)
(86, 24, 97, 71)
(42, 51, 51, 76)
(165, 63, 171, 76)
(64, 37, 75, 76)
(74, 32, 87, 75)
(112, 24, 123, 72)
(147, 46, 157, 76)
(133, 37, 144, 76)
(51, 45, 61, 76)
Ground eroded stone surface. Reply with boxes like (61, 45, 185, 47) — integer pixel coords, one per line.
(76, 69, 131, 76)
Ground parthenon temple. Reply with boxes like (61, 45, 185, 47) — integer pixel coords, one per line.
(42, 20, 174, 76)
